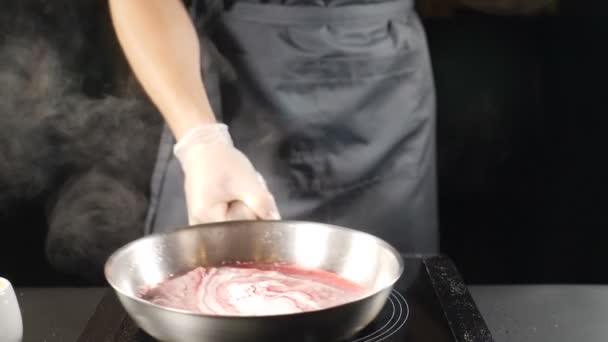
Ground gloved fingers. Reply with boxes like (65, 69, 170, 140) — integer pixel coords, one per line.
(188, 202, 228, 225)
(224, 170, 280, 220)
(256, 172, 269, 190)
(239, 189, 280, 221)
(225, 201, 257, 221)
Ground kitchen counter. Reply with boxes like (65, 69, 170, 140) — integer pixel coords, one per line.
(14, 287, 106, 342)
(13, 285, 608, 342)
(469, 285, 608, 342)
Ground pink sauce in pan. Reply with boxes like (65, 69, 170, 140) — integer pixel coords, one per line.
(140, 263, 366, 316)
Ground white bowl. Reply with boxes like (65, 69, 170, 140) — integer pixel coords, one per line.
(0, 277, 23, 342)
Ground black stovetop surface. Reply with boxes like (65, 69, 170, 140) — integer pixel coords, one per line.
(78, 255, 494, 342)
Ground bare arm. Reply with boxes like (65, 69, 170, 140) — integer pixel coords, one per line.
(109, 0, 215, 140)
(109, 0, 280, 222)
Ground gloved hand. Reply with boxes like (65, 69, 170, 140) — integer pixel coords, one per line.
(173, 123, 280, 224)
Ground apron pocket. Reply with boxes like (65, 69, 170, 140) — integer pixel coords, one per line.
(216, 0, 432, 194)
(272, 57, 429, 194)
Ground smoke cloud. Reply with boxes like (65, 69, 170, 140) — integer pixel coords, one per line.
(0, 1, 163, 283)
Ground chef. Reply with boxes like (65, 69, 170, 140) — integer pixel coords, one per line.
(108, 0, 438, 253)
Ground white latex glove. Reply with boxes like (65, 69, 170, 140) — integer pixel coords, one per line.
(174, 124, 280, 224)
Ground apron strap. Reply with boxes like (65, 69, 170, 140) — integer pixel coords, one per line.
(186, 0, 224, 34)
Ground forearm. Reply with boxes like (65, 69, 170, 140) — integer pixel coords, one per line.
(109, 0, 215, 140)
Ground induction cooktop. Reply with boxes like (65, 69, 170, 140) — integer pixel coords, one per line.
(77, 255, 494, 342)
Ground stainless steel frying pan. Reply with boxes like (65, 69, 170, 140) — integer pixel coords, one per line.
(105, 220, 404, 342)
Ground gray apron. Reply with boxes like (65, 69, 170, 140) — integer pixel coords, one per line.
(145, 0, 439, 253)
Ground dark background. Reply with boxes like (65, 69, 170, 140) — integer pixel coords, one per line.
(432, 1, 608, 284)
(1, 0, 607, 286)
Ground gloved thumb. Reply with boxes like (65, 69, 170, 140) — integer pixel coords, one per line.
(188, 202, 229, 225)
(239, 191, 281, 221)
(225, 201, 257, 221)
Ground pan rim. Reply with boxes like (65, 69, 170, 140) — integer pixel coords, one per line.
(104, 219, 405, 319)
